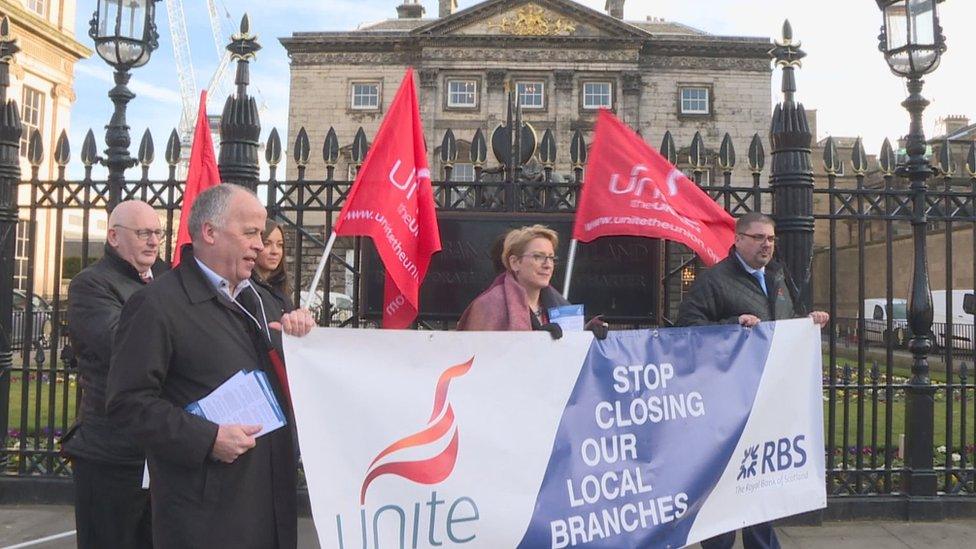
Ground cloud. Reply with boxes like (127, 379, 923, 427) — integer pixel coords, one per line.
(69, 0, 972, 180)
(75, 63, 183, 105)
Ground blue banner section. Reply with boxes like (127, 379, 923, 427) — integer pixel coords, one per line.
(517, 323, 775, 549)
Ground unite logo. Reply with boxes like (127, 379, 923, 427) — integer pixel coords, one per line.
(360, 357, 474, 504)
(336, 358, 481, 548)
(607, 165, 684, 198)
(388, 159, 432, 200)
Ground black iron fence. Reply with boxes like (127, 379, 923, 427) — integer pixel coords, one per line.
(4, 133, 976, 498)
(1, 17, 974, 517)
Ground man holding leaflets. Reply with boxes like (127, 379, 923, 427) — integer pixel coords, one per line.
(107, 184, 315, 549)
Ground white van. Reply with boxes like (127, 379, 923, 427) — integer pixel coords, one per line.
(931, 290, 975, 351)
(863, 298, 909, 346)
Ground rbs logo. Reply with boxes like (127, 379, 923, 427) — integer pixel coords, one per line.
(737, 435, 808, 480)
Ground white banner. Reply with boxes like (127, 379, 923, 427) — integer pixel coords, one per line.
(284, 319, 825, 548)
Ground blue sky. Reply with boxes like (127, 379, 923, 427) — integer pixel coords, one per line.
(69, 0, 975, 178)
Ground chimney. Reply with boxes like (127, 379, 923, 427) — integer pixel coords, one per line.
(396, 0, 425, 19)
(940, 115, 971, 136)
(605, 0, 625, 19)
(439, 0, 457, 18)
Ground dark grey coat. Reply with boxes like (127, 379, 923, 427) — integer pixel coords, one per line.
(107, 246, 297, 549)
(61, 245, 167, 465)
(676, 250, 806, 327)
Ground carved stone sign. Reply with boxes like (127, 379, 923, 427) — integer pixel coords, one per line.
(486, 5, 577, 36)
(362, 216, 660, 322)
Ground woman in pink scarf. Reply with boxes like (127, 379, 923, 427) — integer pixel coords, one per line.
(458, 225, 607, 339)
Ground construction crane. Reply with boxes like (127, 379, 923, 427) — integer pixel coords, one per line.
(164, 0, 235, 175)
(204, 0, 234, 116)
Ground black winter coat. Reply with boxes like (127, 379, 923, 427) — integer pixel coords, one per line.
(107, 246, 297, 549)
(676, 250, 806, 327)
(61, 245, 167, 465)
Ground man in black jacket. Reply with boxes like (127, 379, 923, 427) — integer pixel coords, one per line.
(62, 199, 167, 548)
(107, 184, 314, 549)
(677, 212, 828, 549)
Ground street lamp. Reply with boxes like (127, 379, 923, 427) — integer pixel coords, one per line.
(876, 0, 946, 508)
(877, 0, 946, 77)
(88, 0, 160, 210)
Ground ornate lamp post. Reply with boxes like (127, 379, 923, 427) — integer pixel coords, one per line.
(876, 0, 947, 514)
(89, 0, 160, 211)
(0, 16, 22, 455)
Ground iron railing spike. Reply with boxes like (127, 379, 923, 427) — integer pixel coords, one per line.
(138, 128, 154, 166)
(165, 128, 181, 166)
(27, 128, 43, 167)
(294, 127, 310, 166)
(748, 133, 765, 174)
(265, 128, 282, 166)
(81, 129, 97, 166)
(54, 130, 70, 167)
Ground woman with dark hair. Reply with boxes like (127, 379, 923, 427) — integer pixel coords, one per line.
(458, 225, 607, 339)
(253, 220, 294, 312)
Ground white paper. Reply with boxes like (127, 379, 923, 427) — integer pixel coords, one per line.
(548, 304, 585, 332)
(187, 370, 286, 437)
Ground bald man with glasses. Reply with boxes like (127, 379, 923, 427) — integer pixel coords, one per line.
(676, 211, 827, 549)
(62, 200, 169, 548)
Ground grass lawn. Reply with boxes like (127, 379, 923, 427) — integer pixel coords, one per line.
(822, 354, 975, 454)
(5, 375, 78, 437)
(824, 395, 973, 451)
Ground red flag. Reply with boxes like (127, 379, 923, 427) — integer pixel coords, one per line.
(333, 68, 441, 328)
(573, 110, 735, 266)
(173, 91, 221, 266)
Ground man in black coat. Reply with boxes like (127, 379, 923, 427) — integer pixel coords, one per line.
(676, 212, 828, 549)
(62, 200, 167, 548)
(107, 184, 315, 549)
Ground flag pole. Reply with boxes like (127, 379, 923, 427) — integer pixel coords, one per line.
(562, 239, 579, 299)
(302, 231, 339, 310)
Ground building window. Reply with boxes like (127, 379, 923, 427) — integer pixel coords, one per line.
(446, 79, 477, 108)
(582, 81, 612, 110)
(516, 81, 545, 110)
(350, 82, 380, 110)
(24, 0, 46, 17)
(452, 163, 475, 182)
(20, 86, 44, 157)
(679, 86, 710, 115)
(14, 221, 31, 291)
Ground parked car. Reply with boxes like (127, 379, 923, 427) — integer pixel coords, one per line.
(298, 290, 355, 323)
(931, 290, 975, 352)
(10, 289, 51, 351)
(863, 298, 909, 347)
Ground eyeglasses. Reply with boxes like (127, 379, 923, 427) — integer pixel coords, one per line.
(737, 232, 778, 244)
(113, 225, 167, 241)
(521, 253, 559, 265)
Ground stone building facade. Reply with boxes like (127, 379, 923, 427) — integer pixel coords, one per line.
(278, 0, 774, 308)
(0, 0, 90, 297)
(280, 0, 773, 186)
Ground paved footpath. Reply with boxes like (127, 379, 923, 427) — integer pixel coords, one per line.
(1, 505, 974, 548)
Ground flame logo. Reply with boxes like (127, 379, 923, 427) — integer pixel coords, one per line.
(360, 357, 474, 504)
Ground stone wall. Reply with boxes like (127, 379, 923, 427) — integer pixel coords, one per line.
(812, 224, 975, 316)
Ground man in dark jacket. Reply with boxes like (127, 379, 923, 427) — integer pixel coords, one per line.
(107, 184, 315, 549)
(62, 199, 167, 548)
(676, 212, 828, 549)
